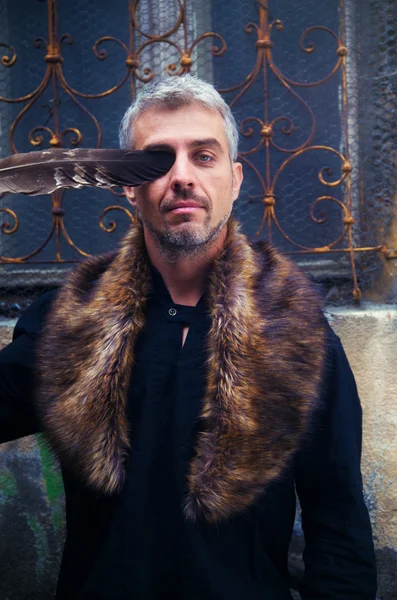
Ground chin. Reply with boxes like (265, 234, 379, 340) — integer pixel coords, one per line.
(168, 218, 207, 233)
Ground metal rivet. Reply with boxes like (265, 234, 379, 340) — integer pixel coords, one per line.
(168, 308, 177, 316)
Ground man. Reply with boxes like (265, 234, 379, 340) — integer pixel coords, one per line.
(0, 76, 376, 599)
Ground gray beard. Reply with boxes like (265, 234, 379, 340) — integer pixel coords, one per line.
(141, 209, 232, 263)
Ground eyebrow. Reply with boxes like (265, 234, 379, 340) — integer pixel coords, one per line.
(143, 138, 224, 154)
(189, 138, 223, 153)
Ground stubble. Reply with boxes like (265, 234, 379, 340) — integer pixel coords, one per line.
(139, 189, 233, 263)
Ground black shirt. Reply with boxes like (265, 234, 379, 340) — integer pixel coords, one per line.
(58, 270, 296, 599)
(111, 269, 213, 597)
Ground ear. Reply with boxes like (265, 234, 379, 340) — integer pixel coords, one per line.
(123, 186, 136, 206)
(231, 161, 243, 202)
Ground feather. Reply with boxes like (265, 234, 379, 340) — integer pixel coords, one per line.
(0, 148, 175, 196)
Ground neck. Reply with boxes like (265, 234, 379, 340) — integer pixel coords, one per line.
(144, 226, 228, 306)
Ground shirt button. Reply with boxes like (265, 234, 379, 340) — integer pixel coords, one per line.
(168, 308, 177, 316)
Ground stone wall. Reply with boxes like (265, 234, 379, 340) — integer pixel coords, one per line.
(0, 310, 396, 598)
(0, 320, 64, 598)
(330, 307, 397, 597)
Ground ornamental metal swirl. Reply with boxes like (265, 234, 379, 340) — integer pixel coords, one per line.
(0, 0, 386, 300)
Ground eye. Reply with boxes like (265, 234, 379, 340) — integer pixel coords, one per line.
(196, 153, 213, 163)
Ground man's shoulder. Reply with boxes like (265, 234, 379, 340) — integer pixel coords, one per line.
(64, 251, 117, 297)
(13, 290, 58, 341)
(249, 238, 325, 316)
(13, 252, 117, 340)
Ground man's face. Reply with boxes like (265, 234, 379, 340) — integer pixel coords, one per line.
(124, 104, 243, 256)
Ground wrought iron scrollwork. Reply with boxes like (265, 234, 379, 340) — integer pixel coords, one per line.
(0, 0, 386, 299)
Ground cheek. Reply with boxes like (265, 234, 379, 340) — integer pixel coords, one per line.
(209, 174, 234, 205)
(135, 180, 164, 212)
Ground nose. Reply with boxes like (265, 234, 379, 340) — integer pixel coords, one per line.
(168, 153, 195, 192)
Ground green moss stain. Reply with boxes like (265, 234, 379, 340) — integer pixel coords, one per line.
(0, 469, 17, 500)
(27, 515, 48, 577)
(36, 435, 63, 503)
(36, 434, 65, 532)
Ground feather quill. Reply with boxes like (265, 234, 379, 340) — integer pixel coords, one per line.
(0, 148, 175, 196)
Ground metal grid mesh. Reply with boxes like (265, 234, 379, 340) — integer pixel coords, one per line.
(348, 0, 397, 301)
(0, 0, 395, 314)
(214, 0, 343, 247)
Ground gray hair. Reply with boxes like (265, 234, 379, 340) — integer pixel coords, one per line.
(119, 75, 239, 161)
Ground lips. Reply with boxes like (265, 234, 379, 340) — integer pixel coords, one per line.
(166, 201, 204, 211)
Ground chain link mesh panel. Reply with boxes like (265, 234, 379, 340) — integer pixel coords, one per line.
(348, 0, 397, 302)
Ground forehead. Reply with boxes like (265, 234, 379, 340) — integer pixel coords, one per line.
(133, 104, 228, 151)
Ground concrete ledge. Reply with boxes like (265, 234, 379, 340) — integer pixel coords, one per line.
(0, 322, 15, 347)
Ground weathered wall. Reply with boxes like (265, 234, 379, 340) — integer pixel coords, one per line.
(330, 306, 397, 597)
(0, 324, 64, 600)
(0, 310, 396, 598)
(290, 307, 397, 599)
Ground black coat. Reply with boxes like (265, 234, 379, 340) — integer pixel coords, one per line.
(0, 288, 377, 599)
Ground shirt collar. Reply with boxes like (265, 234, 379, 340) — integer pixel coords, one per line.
(149, 265, 208, 314)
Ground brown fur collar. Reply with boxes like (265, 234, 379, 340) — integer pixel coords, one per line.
(37, 219, 326, 523)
